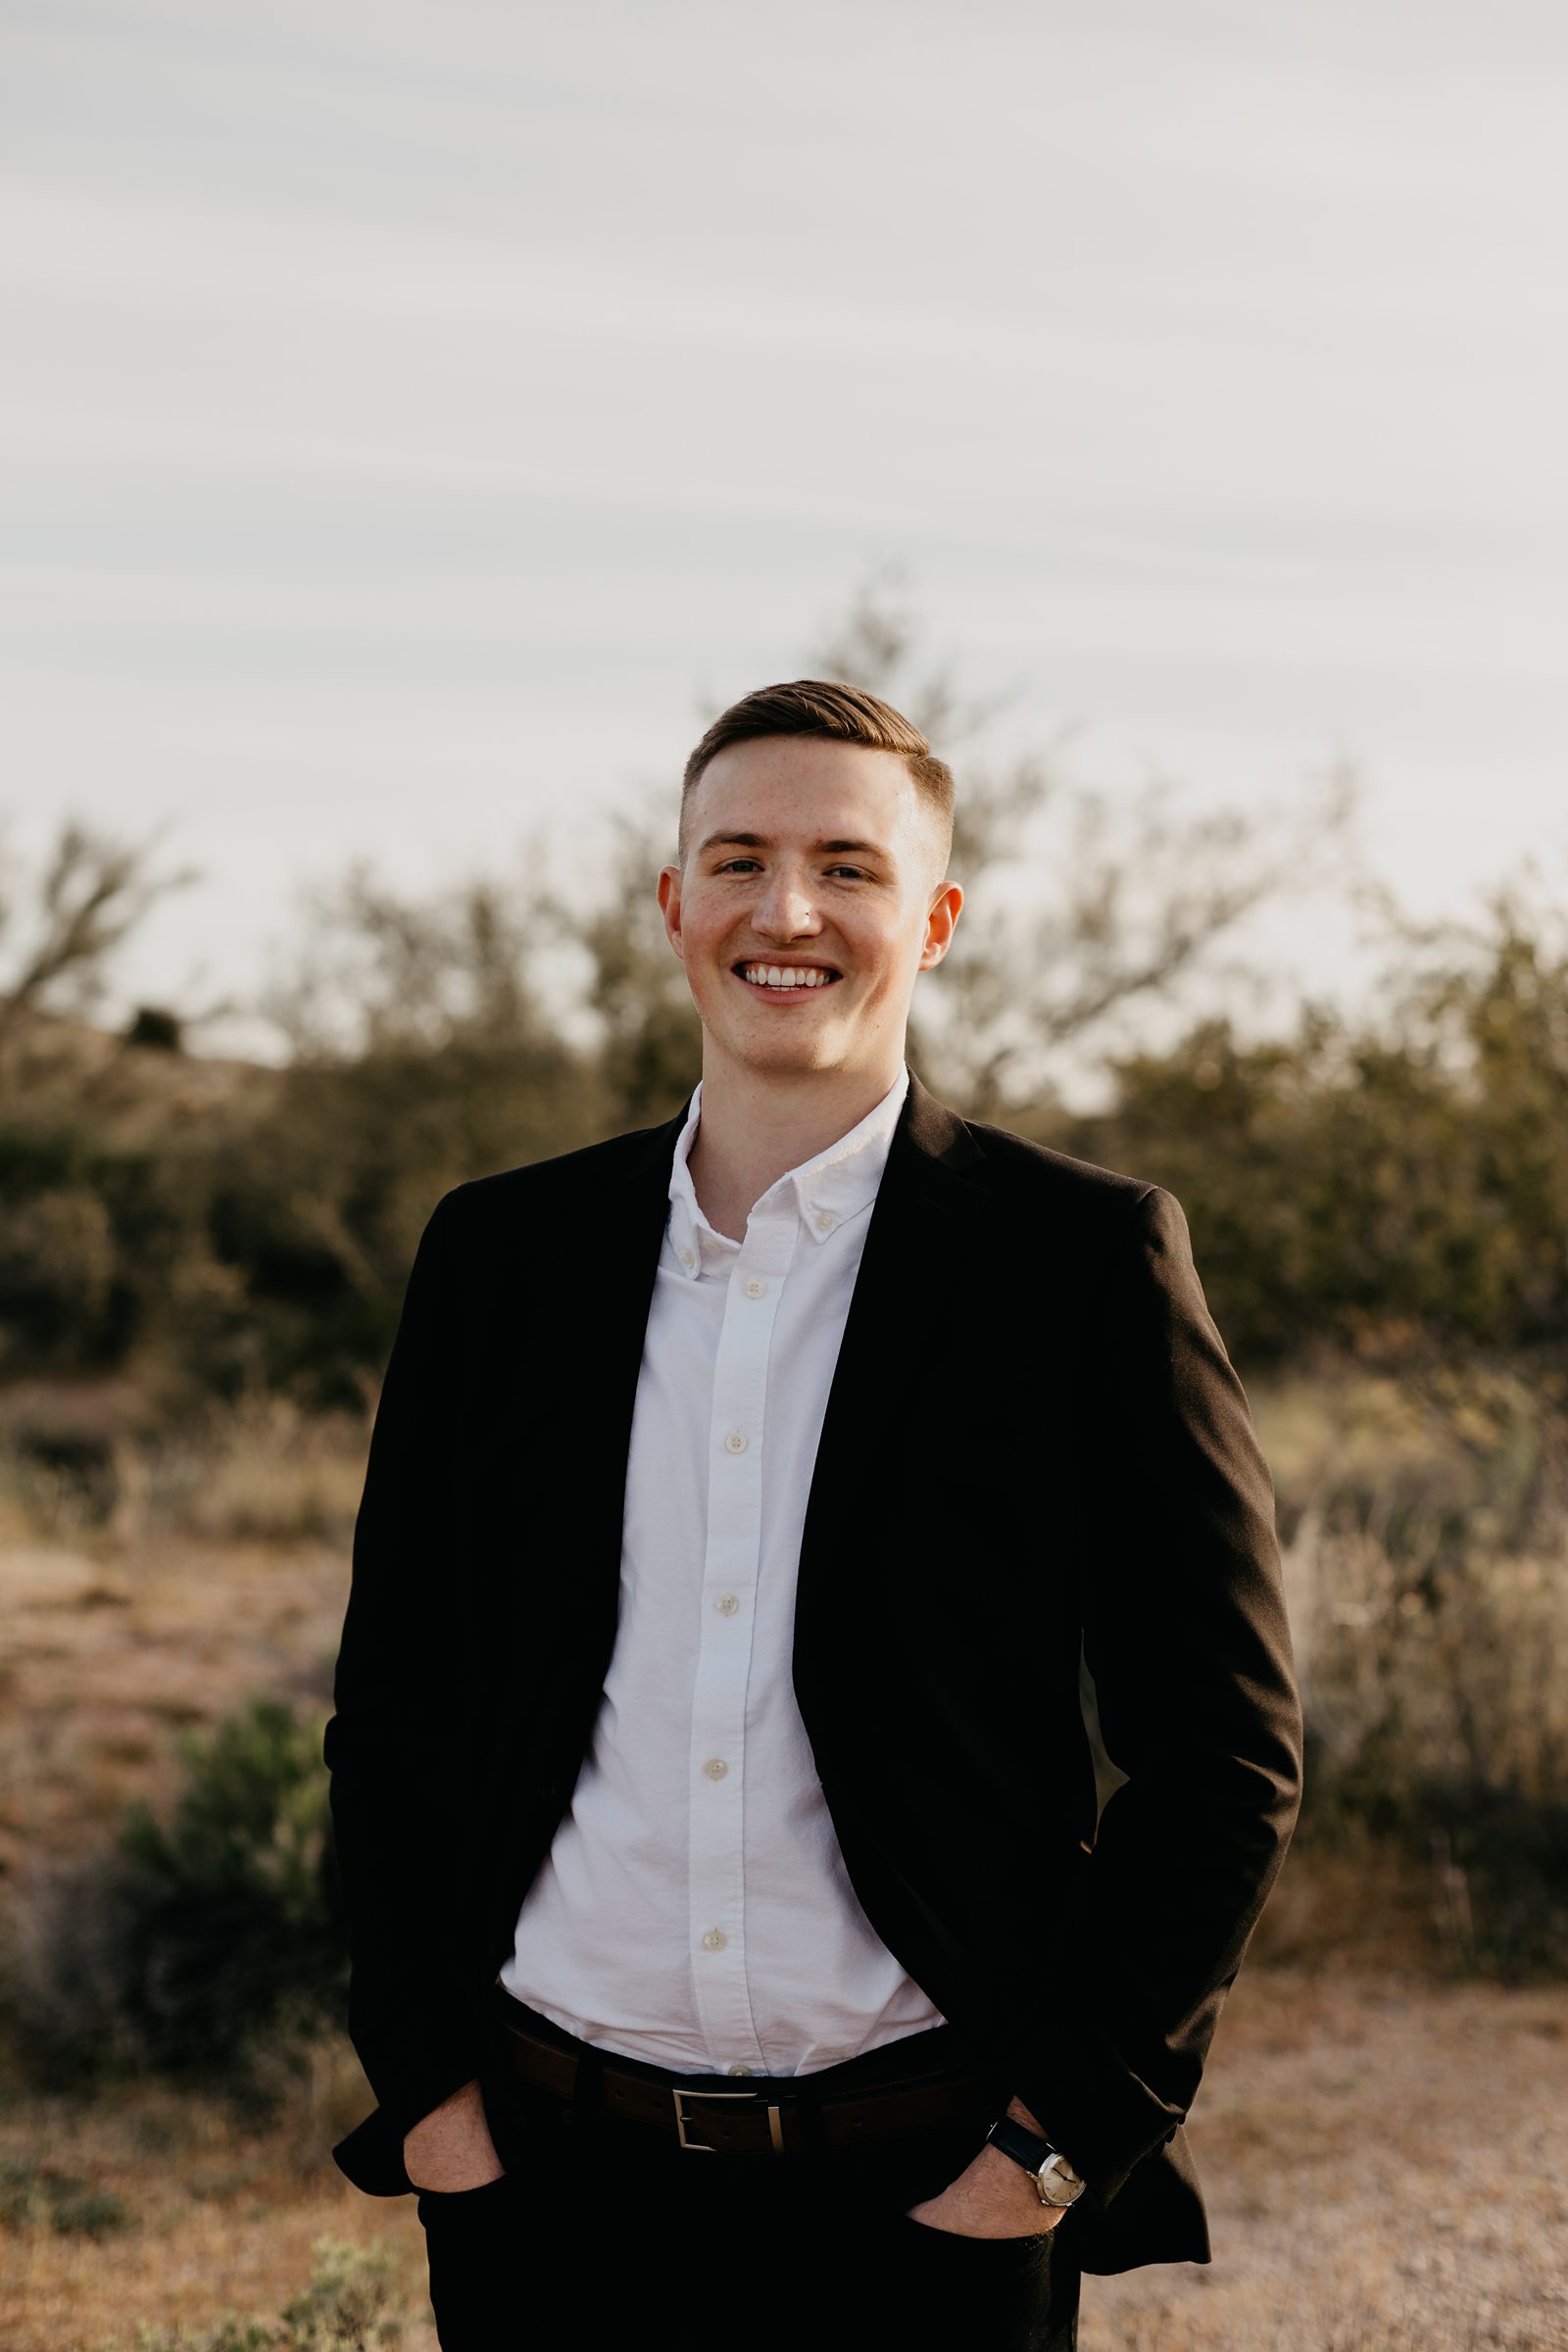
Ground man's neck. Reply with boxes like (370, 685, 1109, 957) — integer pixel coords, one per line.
(686, 1055, 906, 1242)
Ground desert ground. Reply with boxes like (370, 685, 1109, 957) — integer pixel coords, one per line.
(4, 1965, 1565, 2352)
(3, 1493, 1565, 2350)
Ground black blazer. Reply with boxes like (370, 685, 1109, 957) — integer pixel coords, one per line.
(323, 1075, 1303, 2274)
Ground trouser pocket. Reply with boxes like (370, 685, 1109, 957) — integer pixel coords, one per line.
(890, 2214, 1075, 2350)
(419, 2173, 529, 2352)
(416, 2170, 517, 2229)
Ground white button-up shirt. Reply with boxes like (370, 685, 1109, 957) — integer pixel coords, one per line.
(500, 1068, 944, 2076)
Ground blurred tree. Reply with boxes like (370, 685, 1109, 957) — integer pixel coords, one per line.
(263, 858, 546, 1064)
(805, 572, 1357, 1115)
(232, 859, 602, 1404)
(1, 591, 1562, 1419)
(0, 819, 222, 1398)
(564, 812, 703, 1130)
(0, 817, 198, 1074)
(1058, 889, 1568, 1364)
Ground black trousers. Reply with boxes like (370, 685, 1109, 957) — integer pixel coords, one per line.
(415, 1996, 1082, 2350)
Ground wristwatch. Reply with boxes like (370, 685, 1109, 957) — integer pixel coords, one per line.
(986, 2116, 1087, 2208)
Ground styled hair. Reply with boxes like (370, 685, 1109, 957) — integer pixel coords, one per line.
(679, 679, 955, 872)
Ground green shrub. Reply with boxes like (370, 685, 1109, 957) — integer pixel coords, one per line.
(1267, 1363, 1568, 1974)
(0, 2157, 132, 2238)
(116, 2236, 404, 2352)
(7, 1699, 346, 2090)
(1057, 908, 1568, 1366)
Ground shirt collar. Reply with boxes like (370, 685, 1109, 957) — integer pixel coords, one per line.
(665, 1067, 910, 1277)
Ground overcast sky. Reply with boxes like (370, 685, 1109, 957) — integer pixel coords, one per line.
(6, 0, 1566, 1048)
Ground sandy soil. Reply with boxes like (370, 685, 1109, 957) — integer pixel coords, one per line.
(3, 1532, 1565, 2349)
(3, 1969, 1564, 2350)
(1082, 1968, 1568, 2352)
(0, 1530, 343, 1882)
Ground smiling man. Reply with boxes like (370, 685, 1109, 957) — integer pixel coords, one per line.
(323, 681, 1303, 2351)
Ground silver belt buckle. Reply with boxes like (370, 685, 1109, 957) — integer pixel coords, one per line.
(672, 2086, 786, 2152)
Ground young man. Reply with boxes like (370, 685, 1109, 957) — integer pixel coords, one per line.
(323, 681, 1303, 2351)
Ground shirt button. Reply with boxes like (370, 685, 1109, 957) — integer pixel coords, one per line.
(701, 1929, 727, 1953)
(744, 1277, 766, 1298)
(714, 1593, 739, 1616)
(680, 1250, 695, 1269)
(724, 1430, 748, 1454)
(727, 2065, 753, 2079)
(814, 1210, 833, 1232)
(703, 1757, 728, 1781)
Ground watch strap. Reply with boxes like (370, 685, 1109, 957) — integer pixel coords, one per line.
(986, 2116, 1083, 2204)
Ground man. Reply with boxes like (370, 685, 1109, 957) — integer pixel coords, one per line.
(323, 681, 1303, 2351)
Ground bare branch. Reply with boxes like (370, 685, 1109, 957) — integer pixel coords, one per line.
(805, 567, 1016, 751)
(917, 725, 1361, 1112)
(259, 853, 549, 1063)
(0, 817, 199, 1058)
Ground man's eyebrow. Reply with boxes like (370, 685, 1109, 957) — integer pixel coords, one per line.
(696, 831, 892, 859)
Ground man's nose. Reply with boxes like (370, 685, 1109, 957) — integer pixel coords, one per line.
(752, 870, 820, 939)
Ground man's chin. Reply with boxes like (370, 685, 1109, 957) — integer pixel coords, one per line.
(707, 1023, 843, 1080)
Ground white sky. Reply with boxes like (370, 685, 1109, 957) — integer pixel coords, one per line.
(5, 0, 1566, 1049)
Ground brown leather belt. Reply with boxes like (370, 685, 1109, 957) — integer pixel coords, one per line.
(489, 1996, 985, 2157)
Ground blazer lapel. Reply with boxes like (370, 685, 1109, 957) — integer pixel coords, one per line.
(793, 1075, 986, 1703)
(552, 1105, 689, 1654)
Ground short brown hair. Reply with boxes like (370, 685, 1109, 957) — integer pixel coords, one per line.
(680, 679, 955, 872)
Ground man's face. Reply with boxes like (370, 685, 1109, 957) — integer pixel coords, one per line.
(658, 736, 962, 1088)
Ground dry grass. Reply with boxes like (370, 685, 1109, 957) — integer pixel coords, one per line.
(0, 1505, 350, 1892)
(1258, 1370, 1568, 1792)
(3, 1390, 1567, 2347)
(1082, 1969, 1568, 2352)
(1, 1969, 1564, 2350)
(0, 2036, 429, 2350)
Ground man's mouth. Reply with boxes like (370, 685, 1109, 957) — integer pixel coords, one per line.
(734, 961, 842, 992)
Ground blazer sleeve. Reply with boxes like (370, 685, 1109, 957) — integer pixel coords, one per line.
(1011, 1183, 1304, 2210)
(321, 1185, 490, 2148)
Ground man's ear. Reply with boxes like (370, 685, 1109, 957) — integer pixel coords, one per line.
(657, 864, 686, 962)
(919, 879, 964, 970)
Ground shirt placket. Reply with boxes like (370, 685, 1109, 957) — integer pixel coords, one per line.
(686, 1198, 800, 2074)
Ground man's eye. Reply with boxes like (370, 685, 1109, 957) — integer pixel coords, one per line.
(715, 858, 761, 874)
(826, 865, 870, 881)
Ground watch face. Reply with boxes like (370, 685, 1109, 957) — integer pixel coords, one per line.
(1037, 2153, 1084, 2204)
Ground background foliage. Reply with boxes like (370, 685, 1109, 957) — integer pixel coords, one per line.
(2, 586, 1564, 2106)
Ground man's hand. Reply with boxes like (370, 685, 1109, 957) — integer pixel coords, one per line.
(402, 2078, 506, 2191)
(906, 2099, 1068, 2239)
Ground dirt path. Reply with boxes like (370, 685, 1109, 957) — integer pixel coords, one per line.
(3, 1532, 1565, 2348)
(2, 1969, 1565, 2350)
(1083, 1968, 1568, 2352)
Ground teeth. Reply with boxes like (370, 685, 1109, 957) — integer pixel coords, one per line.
(742, 963, 832, 989)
